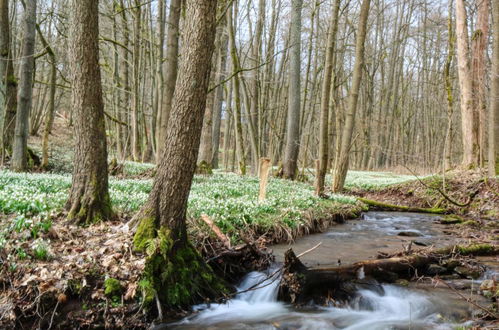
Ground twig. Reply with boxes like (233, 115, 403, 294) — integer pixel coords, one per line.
(297, 242, 322, 258)
(403, 165, 478, 207)
(433, 278, 498, 319)
(47, 300, 59, 330)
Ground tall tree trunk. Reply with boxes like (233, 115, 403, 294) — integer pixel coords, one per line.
(332, 0, 370, 192)
(315, 0, 340, 196)
(455, 0, 478, 167)
(282, 0, 303, 180)
(228, 2, 246, 175)
(443, 0, 455, 171)
(132, 0, 224, 308)
(38, 25, 56, 169)
(211, 20, 228, 169)
(489, 0, 499, 176)
(11, 0, 36, 172)
(0, 0, 18, 162)
(131, 0, 142, 161)
(156, 0, 181, 159)
(471, 0, 489, 167)
(66, 0, 114, 225)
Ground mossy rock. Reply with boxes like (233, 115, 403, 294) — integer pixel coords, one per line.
(104, 278, 122, 297)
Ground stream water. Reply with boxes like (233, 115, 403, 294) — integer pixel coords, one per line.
(163, 212, 494, 330)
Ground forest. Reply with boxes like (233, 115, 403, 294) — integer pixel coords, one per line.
(0, 0, 498, 329)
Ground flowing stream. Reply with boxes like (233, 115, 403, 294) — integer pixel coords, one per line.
(163, 212, 494, 329)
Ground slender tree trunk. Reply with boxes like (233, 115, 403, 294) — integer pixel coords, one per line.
(315, 0, 340, 196)
(471, 0, 489, 167)
(11, 0, 36, 172)
(443, 0, 455, 171)
(156, 0, 181, 159)
(38, 25, 56, 169)
(228, 3, 246, 175)
(332, 0, 370, 192)
(282, 0, 303, 180)
(489, 0, 499, 176)
(455, 0, 478, 167)
(0, 0, 17, 162)
(66, 0, 114, 225)
(133, 0, 224, 308)
(131, 0, 142, 161)
(211, 22, 228, 168)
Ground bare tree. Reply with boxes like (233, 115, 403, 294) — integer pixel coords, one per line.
(282, 0, 303, 180)
(332, 0, 371, 192)
(132, 0, 224, 307)
(455, 0, 478, 167)
(316, 0, 340, 196)
(66, 0, 114, 225)
(490, 0, 499, 176)
(11, 0, 36, 172)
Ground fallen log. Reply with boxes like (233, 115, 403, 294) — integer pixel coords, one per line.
(357, 197, 446, 214)
(278, 244, 497, 305)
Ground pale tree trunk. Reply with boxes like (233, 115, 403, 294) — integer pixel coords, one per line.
(471, 0, 489, 167)
(37, 25, 56, 169)
(66, 0, 114, 225)
(315, 0, 340, 196)
(152, 0, 165, 156)
(132, 0, 224, 308)
(131, 0, 142, 161)
(443, 0, 455, 171)
(332, 0, 371, 192)
(282, 0, 303, 180)
(455, 0, 478, 167)
(11, 0, 36, 172)
(156, 0, 181, 159)
(228, 2, 246, 175)
(0, 0, 18, 162)
(211, 20, 228, 169)
(489, 0, 499, 176)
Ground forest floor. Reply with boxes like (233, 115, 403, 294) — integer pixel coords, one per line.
(0, 120, 497, 328)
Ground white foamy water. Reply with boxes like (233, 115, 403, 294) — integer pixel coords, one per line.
(166, 268, 469, 330)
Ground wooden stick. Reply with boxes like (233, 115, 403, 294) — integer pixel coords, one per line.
(297, 242, 322, 258)
(259, 157, 271, 202)
(201, 214, 231, 248)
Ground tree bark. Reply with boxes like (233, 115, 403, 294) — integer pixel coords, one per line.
(66, 0, 114, 225)
(0, 0, 17, 162)
(315, 0, 340, 196)
(489, 0, 499, 176)
(133, 0, 225, 308)
(156, 0, 181, 159)
(11, 0, 36, 172)
(332, 0, 371, 192)
(282, 0, 303, 180)
(455, 0, 478, 167)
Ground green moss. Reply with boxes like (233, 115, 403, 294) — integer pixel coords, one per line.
(458, 220, 479, 227)
(133, 214, 157, 251)
(440, 215, 464, 224)
(139, 227, 228, 308)
(457, 244, 495, 255)
(196, 161, 213, 175)
(104, 278, 122, 297)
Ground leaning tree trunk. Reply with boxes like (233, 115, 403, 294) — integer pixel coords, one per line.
(489, 0, 499, 176)
(133, 0, 226, 308)
(11, 0, 36, 172)
(156, 0, 181, 159)
(455, 0, 478, 167)
(332, 0, 370, 192)
(66, 0, 114, 225)
(282, 0, 303, 180)
(315, 0, 340, 196)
